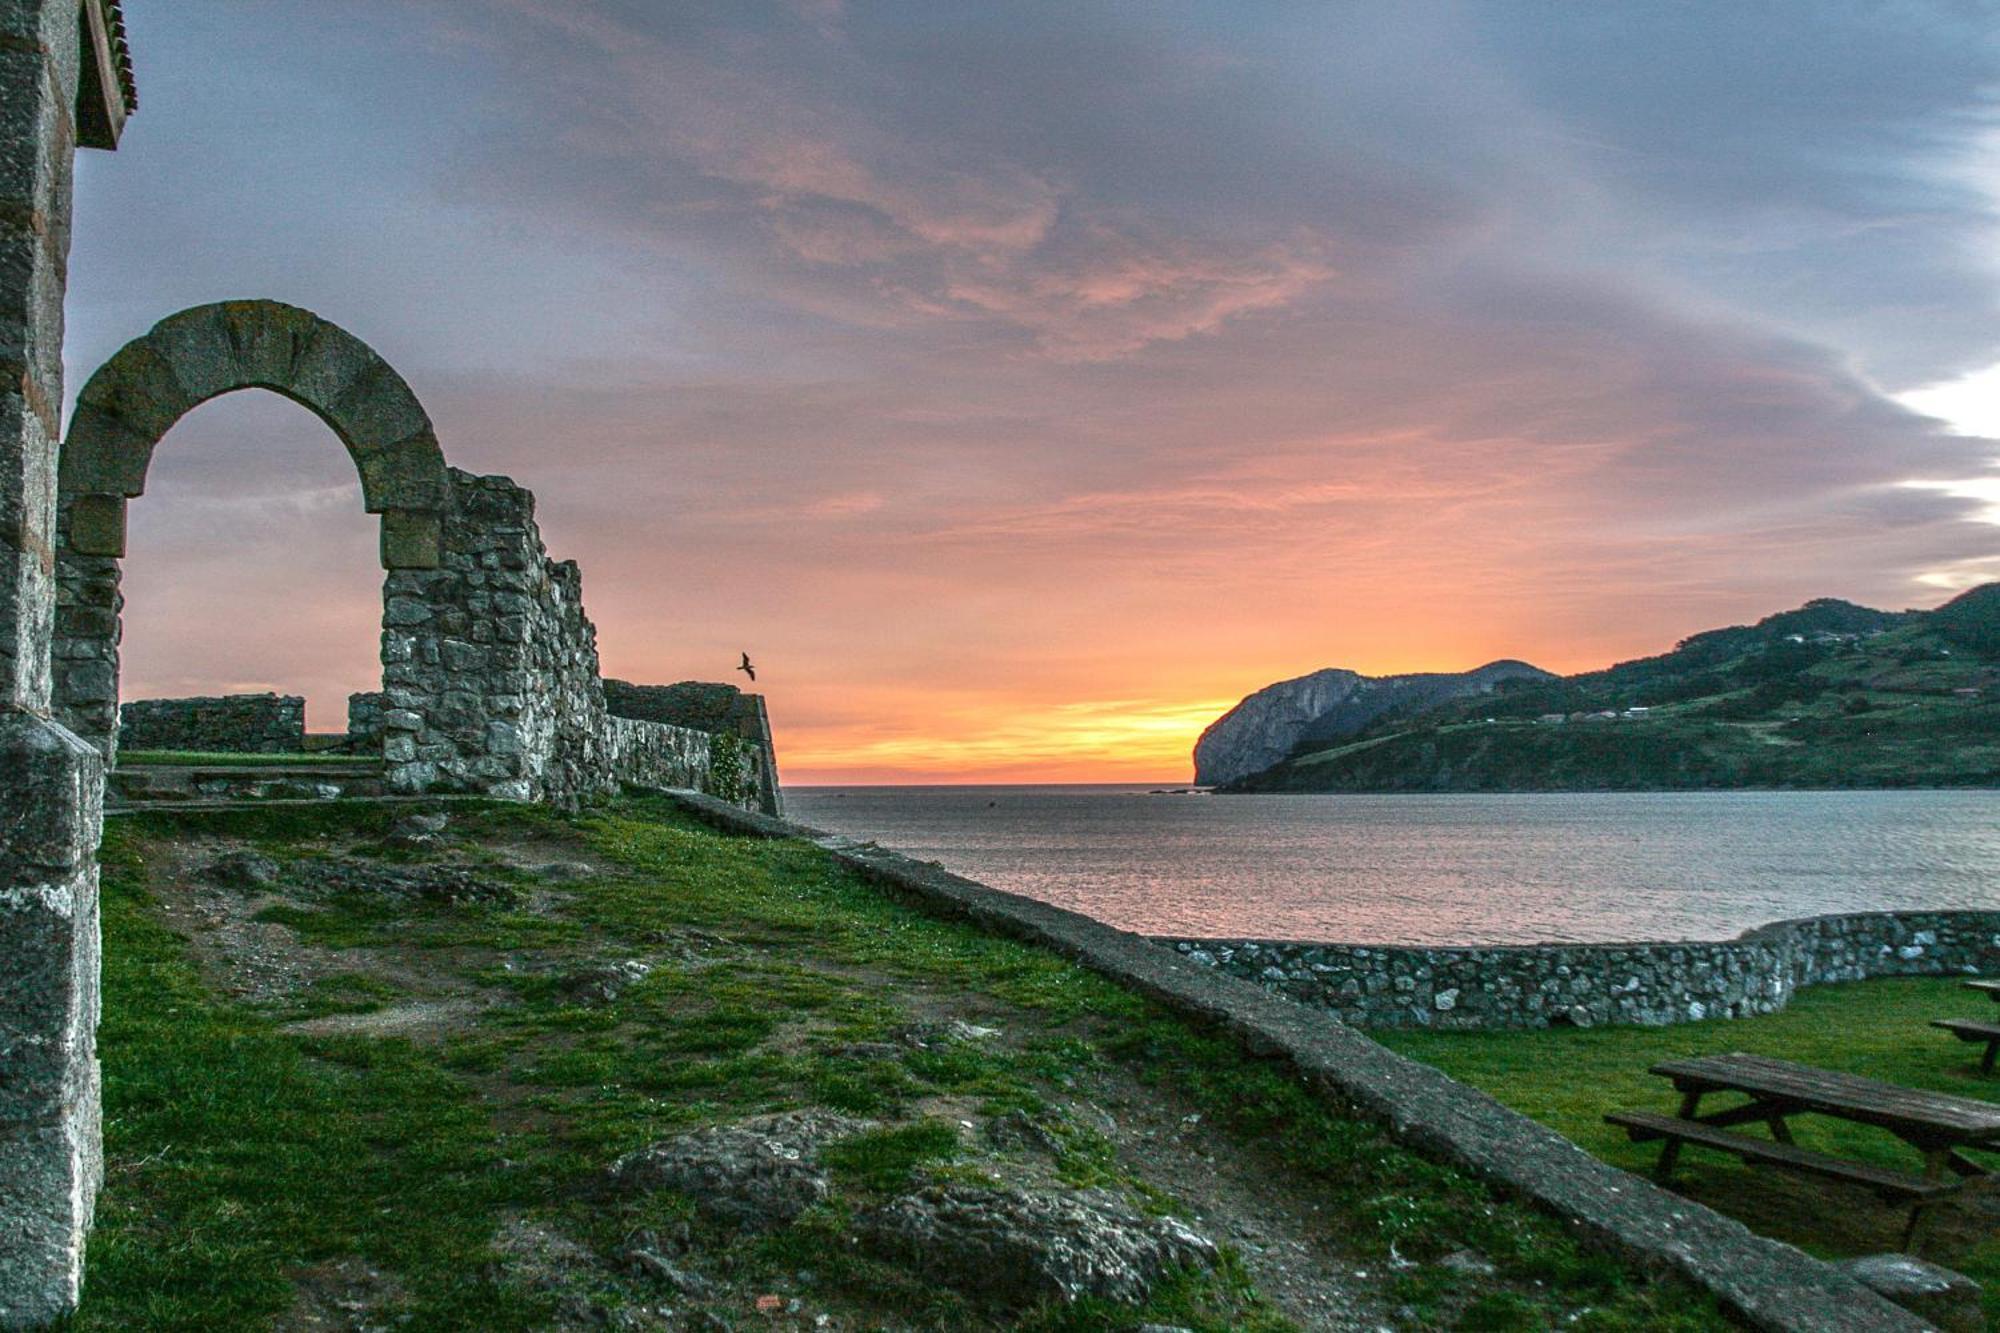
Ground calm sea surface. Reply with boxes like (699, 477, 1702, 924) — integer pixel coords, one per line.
(786, 786, 2000, 946)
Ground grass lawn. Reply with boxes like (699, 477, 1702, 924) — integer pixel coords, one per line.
(59, 797, 1720, 1331)
(1378, 979, 2000, 1319)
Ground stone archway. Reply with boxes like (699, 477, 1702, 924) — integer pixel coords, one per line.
(52, 300, 451, 759)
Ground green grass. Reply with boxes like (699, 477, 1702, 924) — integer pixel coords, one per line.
(62, 839, 567, 1330)
(66, 797, 1724, 1330)
(1377, 977, 2000, 1318)
(822, 1119, 964, 1194)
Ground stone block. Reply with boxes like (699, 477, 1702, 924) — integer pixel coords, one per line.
(379, 509, 441, 571)
(1839, 1255, 1982, 1332)
(71, 339, 196, 459)
(133, 303, 240, 408)
(0, 1062, 100, 1330)
(0, 713, 101, 885)
(382, 596, 430, 627)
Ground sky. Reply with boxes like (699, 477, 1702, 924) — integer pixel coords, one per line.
(64, 1, 2000, 783)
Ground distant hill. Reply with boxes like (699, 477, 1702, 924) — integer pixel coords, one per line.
(1213, 587, 2000, 793)
(1192, 660, 1555, 786)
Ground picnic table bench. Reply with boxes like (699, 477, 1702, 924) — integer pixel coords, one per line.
(1932, 1018, 2000, 1075)
(1606, 1052, 2000, 1250)
(1929, 982, 2000, 1075)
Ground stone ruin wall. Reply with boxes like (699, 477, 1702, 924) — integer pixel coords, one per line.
(1, 1, 129, 1324)
(1162, 909, 2000, 1031)
(378, 468, 778, 810)
(601, 679, 783, 817)
(57, 463, 782, 811)
(116, 692, 304, 754)
(44, 300, 784, 817)
(345, 690, 385, 750)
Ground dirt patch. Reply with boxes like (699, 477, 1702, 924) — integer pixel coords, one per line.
(149, 840, 343, 1005)
(284, 997, 491, 1041)
(1079, 1060, 1390, 1330)
(282, 1256, 407, 1332)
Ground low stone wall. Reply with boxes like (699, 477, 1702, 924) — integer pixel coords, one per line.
(117, 693, 305, 755)
(1160, 911, 2000, 1030)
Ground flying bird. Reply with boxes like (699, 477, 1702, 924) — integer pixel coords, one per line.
(738, 652, 756, 682)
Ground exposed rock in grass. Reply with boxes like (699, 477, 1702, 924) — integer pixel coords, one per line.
(205, 848, 282, 890)
(305, 859, 517, 906)
(855, 1184, 1217, 1306)
(897, 1020, 1002, 1049)
(984, 1108, 1064, 1156)
(558, 959, 652, 1005)
(1838, 1254, 1983, 1333)
(388, 811, 451, 849)
(607, 1112, 877, 1232)
(531, 860, 600, 883)
(624, 1246, 715, 1298)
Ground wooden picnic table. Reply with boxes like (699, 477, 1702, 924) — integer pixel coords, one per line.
(1963, 979, 2000, 1003)
(1607, 1052, 2000, 1250)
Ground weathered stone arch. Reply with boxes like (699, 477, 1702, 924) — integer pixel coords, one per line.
(52, 301, 450, 757)
(59, 300, 449, 568)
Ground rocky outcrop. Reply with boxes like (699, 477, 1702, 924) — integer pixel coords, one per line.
(606, 1111, 875, 1232)
(855, 1185, 1217, 1307)
(1193, 660, 1552, 786)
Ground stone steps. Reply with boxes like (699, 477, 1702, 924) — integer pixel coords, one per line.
(108, 761, 389, 808)
(103, 793, 492, 817)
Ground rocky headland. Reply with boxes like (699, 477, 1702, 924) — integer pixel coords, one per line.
(1192, 661, 1555, 786)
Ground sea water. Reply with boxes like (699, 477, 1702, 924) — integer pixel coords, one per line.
(787, 786, 2000, 946)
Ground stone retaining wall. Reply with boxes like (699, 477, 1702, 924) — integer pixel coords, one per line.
(1160, 911, 2000, 1030)
(117, 693, 305, 754)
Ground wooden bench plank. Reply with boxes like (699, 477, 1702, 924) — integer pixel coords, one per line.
(1962, 980, 2000, 1001)
(1605, 1111, 1958, 1201)
(1932, 1019, 2000, 1041)
(1932, 1019, 2000, 1074)
(1649, 1053, 2000, 1140)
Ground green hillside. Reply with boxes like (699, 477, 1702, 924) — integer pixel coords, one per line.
(1224, 586, 2000, 792)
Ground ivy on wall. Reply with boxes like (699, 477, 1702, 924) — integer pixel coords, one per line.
(703, 732, 750, 805)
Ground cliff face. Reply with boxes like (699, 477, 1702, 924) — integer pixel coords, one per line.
(1192, 660, 1554, 786)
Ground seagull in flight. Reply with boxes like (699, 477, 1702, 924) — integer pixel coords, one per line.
(738, 652, 756, 683)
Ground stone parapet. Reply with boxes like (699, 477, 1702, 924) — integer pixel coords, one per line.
(1159, 911, 2000, 1030)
